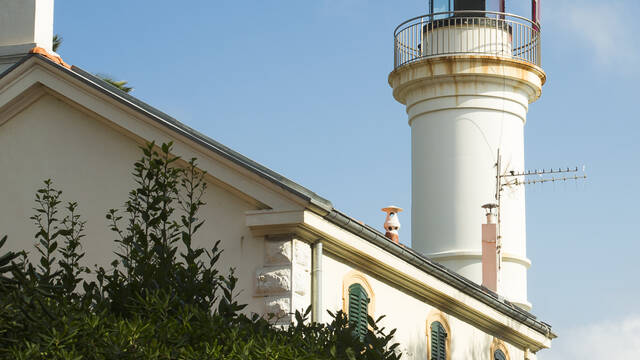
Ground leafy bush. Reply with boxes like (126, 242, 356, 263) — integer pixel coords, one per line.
(0, 142, 401, 359)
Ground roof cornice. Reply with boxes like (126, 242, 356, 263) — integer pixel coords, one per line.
(247, 208, 555, 351)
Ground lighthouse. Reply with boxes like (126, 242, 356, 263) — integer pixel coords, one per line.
(389, 0, 544, 310)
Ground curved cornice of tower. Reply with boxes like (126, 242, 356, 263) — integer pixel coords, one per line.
(388, 55, 546, 105)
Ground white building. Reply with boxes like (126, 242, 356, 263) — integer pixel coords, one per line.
(0, 0, 554, 359)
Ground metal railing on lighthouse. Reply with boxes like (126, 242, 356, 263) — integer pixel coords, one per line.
(393, 10, 541, 69)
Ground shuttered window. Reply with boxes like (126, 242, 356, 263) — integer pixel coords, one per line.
(430, 321, 447, 360)
(348, 283, 370, 341)
(494, 349, 506, 360)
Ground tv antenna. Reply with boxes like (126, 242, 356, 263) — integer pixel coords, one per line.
(493, 148, 587, 254)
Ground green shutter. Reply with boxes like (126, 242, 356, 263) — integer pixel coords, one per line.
(494, 349, 506, 360)
(348, 283, 370, 341)
(430, 321, 447, 360)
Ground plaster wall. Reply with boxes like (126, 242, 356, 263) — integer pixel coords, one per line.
(405, 75, 533, 309)
(423, 25, 511, 57)
(321, 252, 526, 360)
(0, 94, 265, 314)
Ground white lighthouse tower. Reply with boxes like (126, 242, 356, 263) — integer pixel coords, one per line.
(389, 0, 544, 310)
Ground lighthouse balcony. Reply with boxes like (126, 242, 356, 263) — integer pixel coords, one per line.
(393, 11, 541, 69)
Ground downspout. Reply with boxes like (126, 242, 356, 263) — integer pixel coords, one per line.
(311, 241, 323, 323)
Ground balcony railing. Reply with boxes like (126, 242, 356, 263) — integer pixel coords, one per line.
(393, 11, 541, 70)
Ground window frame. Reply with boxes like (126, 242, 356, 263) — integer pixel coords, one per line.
(342, 270, 376, 328)
(490, 339, 511, 360)
(426, 310, 451, 360)
(430, 0, 453, 14)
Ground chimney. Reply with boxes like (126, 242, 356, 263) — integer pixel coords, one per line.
(0, 0, 55, 71)
(481, 203, 499, 292)
(381, 206, 403, 244)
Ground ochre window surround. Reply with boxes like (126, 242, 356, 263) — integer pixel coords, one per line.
(342, 270, 375, 319)
(491, 338, 511, 360)
(426, 310, 451, 360)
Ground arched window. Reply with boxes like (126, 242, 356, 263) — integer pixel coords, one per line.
(427, 311, 451, 360)
(430, 321, 448, 360)
(348, 283, 370, 341)
(491, 339, 510, 360)
(494, 349, 507, 360)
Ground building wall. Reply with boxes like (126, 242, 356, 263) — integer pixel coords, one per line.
(0, 90, 542, 358)
(321, 252, 525, 360)
(0, 93, 265, 314)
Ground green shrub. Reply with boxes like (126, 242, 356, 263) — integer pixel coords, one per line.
(0, 142, 401, 360)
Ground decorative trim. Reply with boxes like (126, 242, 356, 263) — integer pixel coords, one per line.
(0, 43, 37, 57)
(428, 250, 532, 267)
(426, 310, 452, 360)
(0, 83, 47, 127)
(491, 338, 511, 360)
(342, 270, 375, 319)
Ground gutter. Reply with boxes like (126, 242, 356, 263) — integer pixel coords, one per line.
(323, 209, 554, 339)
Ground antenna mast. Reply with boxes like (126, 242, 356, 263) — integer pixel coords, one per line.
(493, 149, 587, 275)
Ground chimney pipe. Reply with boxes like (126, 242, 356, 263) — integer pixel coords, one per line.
(0, 0, 57, 73)
(381, 206, 403, 244)
(0, 0, 54, 54)
(481, 204, 499, 292)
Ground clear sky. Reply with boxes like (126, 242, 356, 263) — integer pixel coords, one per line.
(53, 1, 640, 358)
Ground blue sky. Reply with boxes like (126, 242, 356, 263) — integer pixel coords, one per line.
(54, 1, 639, 358)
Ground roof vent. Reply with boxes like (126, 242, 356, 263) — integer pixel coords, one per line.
(381, 206, 403, 244)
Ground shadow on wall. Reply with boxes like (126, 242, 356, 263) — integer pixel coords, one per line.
(405, 332, 427, 360)
(403, 328, 493, 359)
(458, 334, 491, 359)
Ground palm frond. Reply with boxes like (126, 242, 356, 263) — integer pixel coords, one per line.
(96, 74, 134, 93)
(52, 34, 63, 52)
